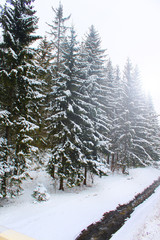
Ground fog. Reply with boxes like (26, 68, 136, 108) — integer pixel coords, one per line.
(35, 0, 160, 114)
(1, 0, 160, 114)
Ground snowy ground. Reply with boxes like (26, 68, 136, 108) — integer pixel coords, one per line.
(110, 181, 160, 240)
(0, 167, 160, 240)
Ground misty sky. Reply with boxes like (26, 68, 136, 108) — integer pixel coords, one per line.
(1, 0, 160, 114)
(36, 0, 160, 113)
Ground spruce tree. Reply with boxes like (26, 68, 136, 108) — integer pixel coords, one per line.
(141, 93, 160, 162)
(115, 59, 135, 167)
(106, 63, 123, 167)
(46, 4, 86, 190)
(78, 26, 110, 183)
(0, 0, 41, 197)
(47, 2, 71, 72)
(45, 2, 71, 151)
(112, 59, 160, 168)
(47, 25, 87, 190)
(34, 36, 54, 150)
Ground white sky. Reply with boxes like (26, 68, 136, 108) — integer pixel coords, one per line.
(1, 0, 160, 114)
(35, 0, 160, 114)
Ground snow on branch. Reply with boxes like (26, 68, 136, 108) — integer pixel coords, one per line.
(130, 152, 148, 166)
(16, 117, 39, 132)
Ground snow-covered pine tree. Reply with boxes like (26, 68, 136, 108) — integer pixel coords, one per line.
(111, 59, 136, 168)
(36, 36, 54, 70)
(47, 2, 71, 73)
(113, 59, 160, 168)
(105, 60, 122, 121)
(74, 41, 96, 184)
(77, 26, 110, 183)
(46, 4, 85, 190)
(34, 36, 54, 150)
(106, 63, 124, 168)
(126, 66, 152, 166)
(124, 63, 159, 166)
(0, 0, 41, 197)
(45, 1, 70, 159)
(47, 26, 86, 190)
(140, 93, 160, 163)
(0, 112, 13, 198)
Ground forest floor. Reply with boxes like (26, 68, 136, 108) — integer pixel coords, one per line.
(0, 166, 160, 240)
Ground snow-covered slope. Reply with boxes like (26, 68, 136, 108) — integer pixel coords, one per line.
(0, 167, 160, 240)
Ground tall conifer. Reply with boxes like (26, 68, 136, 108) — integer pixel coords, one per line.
(0, 0, 41, 197)
(78, 26, 110, 183)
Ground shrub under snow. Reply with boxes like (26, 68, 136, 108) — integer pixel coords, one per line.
(32, 183, 50, 202)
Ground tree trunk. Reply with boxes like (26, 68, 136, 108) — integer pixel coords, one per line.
(1, 173, 7, 198)
(51, 165, 55, 179)
(117, 152, 119, 162)
(111, 154, 115, 172)
(59, 176, 64, 191)
(83, 166, 87, 185)
(107, 154, 110, 165)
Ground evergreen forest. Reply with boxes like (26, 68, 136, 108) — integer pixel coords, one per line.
(0, 0, 160, 198)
